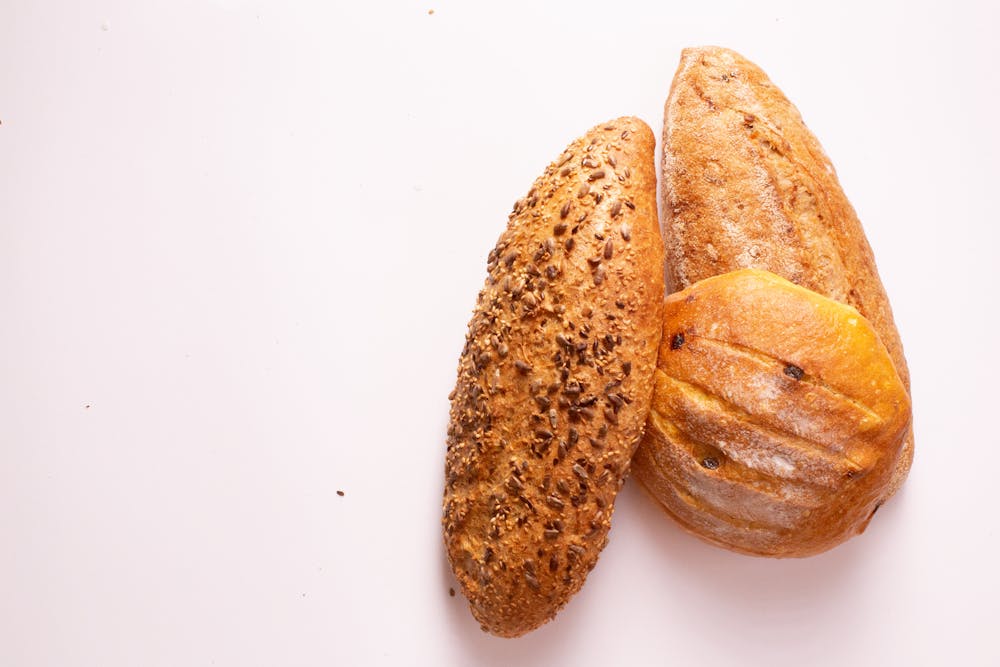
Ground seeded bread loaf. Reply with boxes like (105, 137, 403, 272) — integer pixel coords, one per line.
(443, 117, 664, 636)
(634, 269, 911, 557)
(653, 46, 912, 499)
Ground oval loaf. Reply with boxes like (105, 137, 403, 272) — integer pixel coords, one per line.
(443, 117, 664, 636)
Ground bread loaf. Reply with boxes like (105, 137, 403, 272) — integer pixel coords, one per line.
(443, 118, 664, 635)
(634, 269, 911, 557)
(653, 46, 912, 499)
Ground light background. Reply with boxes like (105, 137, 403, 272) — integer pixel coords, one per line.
(2, 1, 998, 665)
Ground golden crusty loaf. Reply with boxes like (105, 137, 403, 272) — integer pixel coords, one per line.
(444, 117, 664, 636)
(655, 46, 912, 498)
(634, 269, 911, 557)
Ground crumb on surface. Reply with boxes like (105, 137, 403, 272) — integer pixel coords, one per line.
(449, 587, 455, 597)
(428, 8, 434, 14)
(336, 490, 345, 497)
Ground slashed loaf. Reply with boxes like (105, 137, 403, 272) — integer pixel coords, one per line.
(443, 118, 664, 635)
(634, 269, 911, 557)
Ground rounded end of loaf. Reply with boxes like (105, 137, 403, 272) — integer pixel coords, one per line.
(633, 269, 911, 558)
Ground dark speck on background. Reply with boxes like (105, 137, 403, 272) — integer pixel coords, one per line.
(336, 490, 345, 497)
(449, 587, 455, 597)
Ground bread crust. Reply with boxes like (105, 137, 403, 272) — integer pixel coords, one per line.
(656, 46, 912, 497)
(443, 118, 664, 636)
(634, 269, 910, 557)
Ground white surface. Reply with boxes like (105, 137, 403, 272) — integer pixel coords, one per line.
(2, 1, 999, 665)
